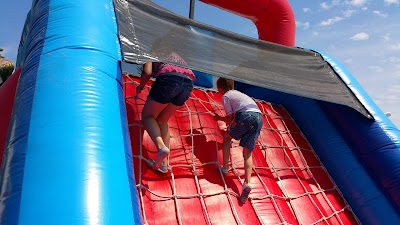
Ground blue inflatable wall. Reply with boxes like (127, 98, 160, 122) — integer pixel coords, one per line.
(0, 0, 141, 224)
(1, 0, 400, 225)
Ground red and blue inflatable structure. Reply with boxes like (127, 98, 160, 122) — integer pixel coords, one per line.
(0, 0, 399, 224)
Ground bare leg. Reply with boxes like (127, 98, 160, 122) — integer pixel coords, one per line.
(158, 122, 170, 166)
(142, 99, 167, 149)
(222, 132, 233, 171)
(243, 148, 253, 184)
(152, 103, 181, 168)
(238, 147, 253, 203)
(142, 99, 170, 170)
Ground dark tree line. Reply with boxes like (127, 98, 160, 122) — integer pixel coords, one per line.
(0, 48, 15, 84)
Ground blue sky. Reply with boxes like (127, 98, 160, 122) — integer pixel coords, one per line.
(1, 0, 399, 128)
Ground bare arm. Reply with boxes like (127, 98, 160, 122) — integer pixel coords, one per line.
(136, 62, 153, 94)
(214, 114, 234, 123)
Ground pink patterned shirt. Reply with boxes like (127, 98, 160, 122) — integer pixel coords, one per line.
(152, 52, 196, 81)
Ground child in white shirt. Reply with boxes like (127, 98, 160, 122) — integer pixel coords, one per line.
(214, 77, 263, 203)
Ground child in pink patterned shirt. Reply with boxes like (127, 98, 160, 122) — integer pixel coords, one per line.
(137, 52, 196, 173)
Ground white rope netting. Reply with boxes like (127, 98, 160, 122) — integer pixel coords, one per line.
(123, 74, 360, 225)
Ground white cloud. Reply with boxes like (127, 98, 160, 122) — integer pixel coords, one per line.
(320, 16, 344, 26)
(296, 21, 310, 30)
(388, 57, 400, 63)
(343, 9, 356, 17)
(320, 0, 340, 9)
(373, 11, 388, 17)
(345, 58, 353, 64)
(383, 33, 391, 42)
(384, 0, 400, 5)
(347, 0, 367, 6)
(390, 43, 400, 50)
(368, 65, 384, 73)
(312, 31, 319, 36)
(350, 32, 369, 40)
(321, 2, 330, 9)
(303, 8, 311, 13)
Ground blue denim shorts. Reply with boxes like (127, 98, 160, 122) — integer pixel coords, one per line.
(228, 111, 262, 150)
(149, 73, 194, 106)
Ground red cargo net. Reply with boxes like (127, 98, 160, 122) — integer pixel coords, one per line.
(123, 74, 359, 225)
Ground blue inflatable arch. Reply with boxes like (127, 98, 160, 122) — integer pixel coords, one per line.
(1, 0, 400, 224)
(1, 0, 140, 224)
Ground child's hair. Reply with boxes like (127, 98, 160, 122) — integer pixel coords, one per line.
(216, 77, 234, 91)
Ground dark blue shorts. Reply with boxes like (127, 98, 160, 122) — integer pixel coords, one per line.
(149, 73, 194, 106)
(228, 111, 262, 151)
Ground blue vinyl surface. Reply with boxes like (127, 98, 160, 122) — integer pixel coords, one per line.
(2, 0, 400, 224)
(1, 0, 141, 224)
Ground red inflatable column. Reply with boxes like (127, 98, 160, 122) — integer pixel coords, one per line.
(200, 0, 295, 46)
(0, 68, 21, 164)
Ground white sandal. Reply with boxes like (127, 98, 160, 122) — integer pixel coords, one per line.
(240, 183, 252, 203)
(146, 158, 168, 174)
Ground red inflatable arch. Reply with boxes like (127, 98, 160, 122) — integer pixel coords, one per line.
(200, 0, 296, 46)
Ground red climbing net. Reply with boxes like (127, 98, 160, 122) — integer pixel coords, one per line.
(123, 74, 359, 225)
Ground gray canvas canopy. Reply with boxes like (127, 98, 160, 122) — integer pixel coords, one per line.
(114, 0, 371, 118)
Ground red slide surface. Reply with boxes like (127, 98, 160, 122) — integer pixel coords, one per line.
(0, 68, 21, 162)
(124, 75, 357, 224)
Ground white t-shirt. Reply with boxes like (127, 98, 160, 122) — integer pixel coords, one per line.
(222, 90, 261, 115)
